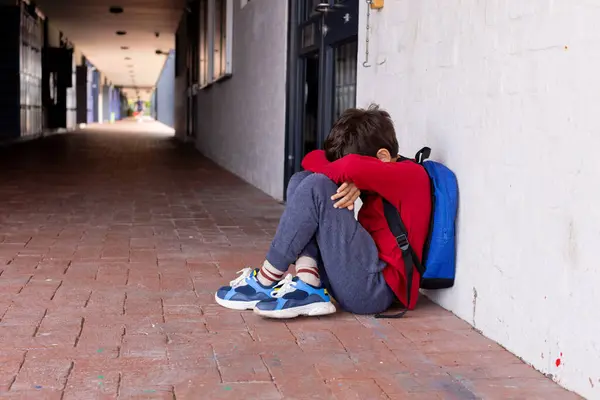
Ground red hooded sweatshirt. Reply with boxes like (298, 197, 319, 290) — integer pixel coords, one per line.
(301, 150, 431, 309)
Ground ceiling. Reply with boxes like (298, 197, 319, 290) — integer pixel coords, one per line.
(121, 86, 155, 103)
(35, 0, 184, 93)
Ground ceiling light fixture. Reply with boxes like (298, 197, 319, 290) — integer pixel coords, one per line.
(116, 30, 127, 36)
(109, 6, 124, 14)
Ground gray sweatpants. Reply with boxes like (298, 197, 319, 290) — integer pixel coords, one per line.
(266, 172, 395, 315)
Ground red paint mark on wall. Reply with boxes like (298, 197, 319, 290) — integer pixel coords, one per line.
(555, 358, 561, 367)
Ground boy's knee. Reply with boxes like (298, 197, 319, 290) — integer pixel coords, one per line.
(301, 173, 338, 197)
(287, 171, 313, 199)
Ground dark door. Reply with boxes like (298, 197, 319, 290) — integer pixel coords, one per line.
(91, 68, 99, 123)
(186, 0, 200, 140)
(186, 49, 196, 139)
(76, 66, 88, 124)
(284, 0, 359, 195)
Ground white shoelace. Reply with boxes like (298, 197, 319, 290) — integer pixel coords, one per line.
(229, 267, 254, 288)
(230, 267, 293, 292)
(271, 275, 296, 298)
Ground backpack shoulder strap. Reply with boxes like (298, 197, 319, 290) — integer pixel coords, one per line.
(376, 199, 426, 319)
(414, 147, 431, 164)
(376, 147, 431, 318)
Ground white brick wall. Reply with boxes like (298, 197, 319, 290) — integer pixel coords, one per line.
(356, 0, 600, 398)
(195, 0, 288, 200)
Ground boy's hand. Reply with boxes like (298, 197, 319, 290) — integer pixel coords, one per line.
(331, 182, 360, 210)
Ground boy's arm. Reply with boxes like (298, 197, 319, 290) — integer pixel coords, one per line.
(301, 150, 330, 173)
(304, 153, 421, 203)
(302, 150, 361, 210)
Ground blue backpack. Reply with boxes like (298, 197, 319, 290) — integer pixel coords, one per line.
(377, 147, 458, 318)
(416, 147, 459, 289)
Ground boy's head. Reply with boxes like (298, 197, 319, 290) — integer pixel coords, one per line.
(324, 104, 399, 163)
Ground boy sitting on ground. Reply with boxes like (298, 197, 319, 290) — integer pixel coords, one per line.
(215, 104, 431, 318)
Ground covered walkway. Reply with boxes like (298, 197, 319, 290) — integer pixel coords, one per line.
(0, 122, 578, 399)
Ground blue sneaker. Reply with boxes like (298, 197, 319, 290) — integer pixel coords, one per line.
(215, 268, 280, 310)
(253, 277, 336, 319)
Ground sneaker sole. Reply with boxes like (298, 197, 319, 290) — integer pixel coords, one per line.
(214, 293, 260, 311)
(253, 302, 336, 319)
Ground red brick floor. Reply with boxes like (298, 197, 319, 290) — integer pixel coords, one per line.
(0, 122, 580, 399)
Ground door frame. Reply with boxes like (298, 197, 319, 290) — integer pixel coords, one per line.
(283, 0, 359, 199)
(283, 0, 303, 198)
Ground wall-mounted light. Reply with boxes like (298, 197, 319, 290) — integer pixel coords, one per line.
(121, 46, 129, 50)
(314, 2, 330, 12)
(370, 0, 384, 9)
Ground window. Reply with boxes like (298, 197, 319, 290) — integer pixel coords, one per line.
(198, 0, 209, 87)
(213, 0, 225, 80)
(212, 0, 233, 81)
(197, 0, 233, 88)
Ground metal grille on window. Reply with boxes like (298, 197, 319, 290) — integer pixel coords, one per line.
(66, 52, 77, 129)
(213, 0, 227, 80)
(19, 4, 43, 137)
(199, 0, 209, 86)
(333, 40, 358, 120)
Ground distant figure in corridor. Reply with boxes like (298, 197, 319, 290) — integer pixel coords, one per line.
(215, 105, 432, 318)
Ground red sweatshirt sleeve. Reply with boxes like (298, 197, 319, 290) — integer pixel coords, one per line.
(303, 152, 425, 205)
(301, 150, 330, 172)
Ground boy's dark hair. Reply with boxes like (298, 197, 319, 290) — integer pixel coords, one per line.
(324, 104, 399, 162)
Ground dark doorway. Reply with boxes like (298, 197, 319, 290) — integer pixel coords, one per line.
(284, 0, 359, 196)
(186, 0, 200, 140)
(303, 53, 319, 156)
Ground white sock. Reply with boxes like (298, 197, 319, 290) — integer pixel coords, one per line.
(257, 260, 285, 287)
(295, 256, 321, 287)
